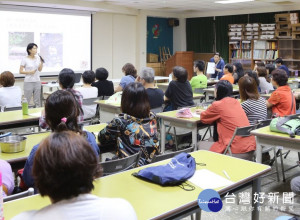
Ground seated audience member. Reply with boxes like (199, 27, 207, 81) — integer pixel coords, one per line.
(253, 61, 265, 72)
(13, 131, 137, 220)
(266, 69, 296, 117)
(115, 63, 137, 92)
(98, 82, 159, 165)
(137, 67, 164, 109)
(239, 76, 267, 125)
(76, 70, 98, 119)
(256, 66, 274, 93)
(190, 60, 207, 91)
(39, 68, 84, 129)
(233, 62, 244, 84)
(0, 71, 22, 110)
(0, 160, 14, 197)
(91, 67, 114, 98)
(245, 70, 260, 91)
(275, 58, 290, 76)
(164, 66, 194, 111)
(220, 64, 234, 84)
(196, 80, 256, 160)
(266, 63, 275, 76)
(23, 90, 99, 188)
(291, 176, 300, 195)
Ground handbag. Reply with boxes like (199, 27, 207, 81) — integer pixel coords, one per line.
(270, 115, 300, 138)
(132, 152, 196, 186)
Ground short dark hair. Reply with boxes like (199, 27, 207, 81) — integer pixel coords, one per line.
(26, 43, 38, 55)
(194, 60, 205, 72)
(256, 61, 265, 67)
(122, 63, 137, 77)
(33, 131, 102, 202)
(45, 90, 81, 133)
(95, 68, 109, 81)
(215, 80, 233, 101)
(238, 76, 259, 102)
(0, 71, 15, 87)
(233, 62, 244, 83)
(266, 64, 275, 75)
(59, 68, 75, 89)
(173, 66, 188, 83)
(275, 58, 283, 64)
(121, 82, 150, 118)
(224, 64, 233, 73)
(245, 70, 260, 87)
(214, 52, 220, 57)
(82, 70, 95, 84)
(272, 69, 288, 86)
(256, 66, 267, 78)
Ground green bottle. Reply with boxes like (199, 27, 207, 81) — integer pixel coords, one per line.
(22, 98, 28, 115)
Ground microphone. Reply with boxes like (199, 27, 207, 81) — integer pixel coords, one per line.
(38, 54, 45, 63)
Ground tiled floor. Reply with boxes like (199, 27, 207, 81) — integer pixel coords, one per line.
(178, 127, 300, 220)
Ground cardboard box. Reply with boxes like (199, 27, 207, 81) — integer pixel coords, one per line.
(147, 53, 159, 63)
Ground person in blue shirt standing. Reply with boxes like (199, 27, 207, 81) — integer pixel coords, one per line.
(275, 58, 289, 77)
(209, 52, 225, 80)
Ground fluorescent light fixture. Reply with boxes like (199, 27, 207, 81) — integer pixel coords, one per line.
(215, 0, 254, 4)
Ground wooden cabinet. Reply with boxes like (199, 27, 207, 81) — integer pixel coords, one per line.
(278, 39, 300, 75)
(146, 62, 163, 76)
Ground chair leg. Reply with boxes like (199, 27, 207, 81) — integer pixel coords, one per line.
(278, 149, 286, 182)
(173, 127, 178, 151)
(273, 148, 280, 182)
(284, 150, 291, 159)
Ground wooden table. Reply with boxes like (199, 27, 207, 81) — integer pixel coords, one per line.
(0, 108, 43, 130)
(3, 150, 271, 220)
(251, 126, 300, 164)
(0, 124, 107, 164)
(157, 108, 203, 152)
(94, 100, 121, 123)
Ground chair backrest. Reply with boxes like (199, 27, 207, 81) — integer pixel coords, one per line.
(74, 73, 82, 83)
(151, 146, 194, 163)
(4, 105, 35, 112)
(82, 97, 99, 106)
(224, 124, 257, 156)
(257, 119, 272, 128)
(101, 96, 111, 100)
(194, 88, 204, 94)
(4, 188, 34, 202)
(151, 106, 163, 114)
(100, 152, 141, 176)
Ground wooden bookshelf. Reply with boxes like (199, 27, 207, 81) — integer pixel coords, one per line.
(278, 39, 300, 75)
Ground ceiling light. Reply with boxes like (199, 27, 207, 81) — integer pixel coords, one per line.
(215, 0, 254, 4)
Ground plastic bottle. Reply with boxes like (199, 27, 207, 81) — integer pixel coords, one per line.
(22, 98, 28, 115)
(295, 70, 298, 78)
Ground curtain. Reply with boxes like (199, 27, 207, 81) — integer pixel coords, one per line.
(186, 17, 214, 53)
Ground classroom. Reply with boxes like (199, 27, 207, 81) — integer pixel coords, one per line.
(0, 0, 300, 219)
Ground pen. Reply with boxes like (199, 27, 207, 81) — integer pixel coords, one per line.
(223, 170, 230, 180)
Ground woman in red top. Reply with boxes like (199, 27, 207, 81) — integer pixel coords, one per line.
(266, 69, 296, 117)
(196, 80, 256, 160)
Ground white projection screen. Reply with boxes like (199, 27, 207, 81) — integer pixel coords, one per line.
(0, 9, 91, 76)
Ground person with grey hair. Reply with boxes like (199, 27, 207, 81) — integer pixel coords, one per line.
(136, 67, 164, 109)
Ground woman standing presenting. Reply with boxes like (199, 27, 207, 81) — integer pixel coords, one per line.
(19, 43, 44, 107)
(209, 52, 225, 80)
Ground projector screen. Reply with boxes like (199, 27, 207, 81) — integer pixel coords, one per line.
(0, 9, 91, 76)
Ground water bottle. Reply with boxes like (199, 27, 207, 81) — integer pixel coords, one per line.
(295, 70, 298, 78)
(22, 98, 28, 115)
(0, 172, 3, 220)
